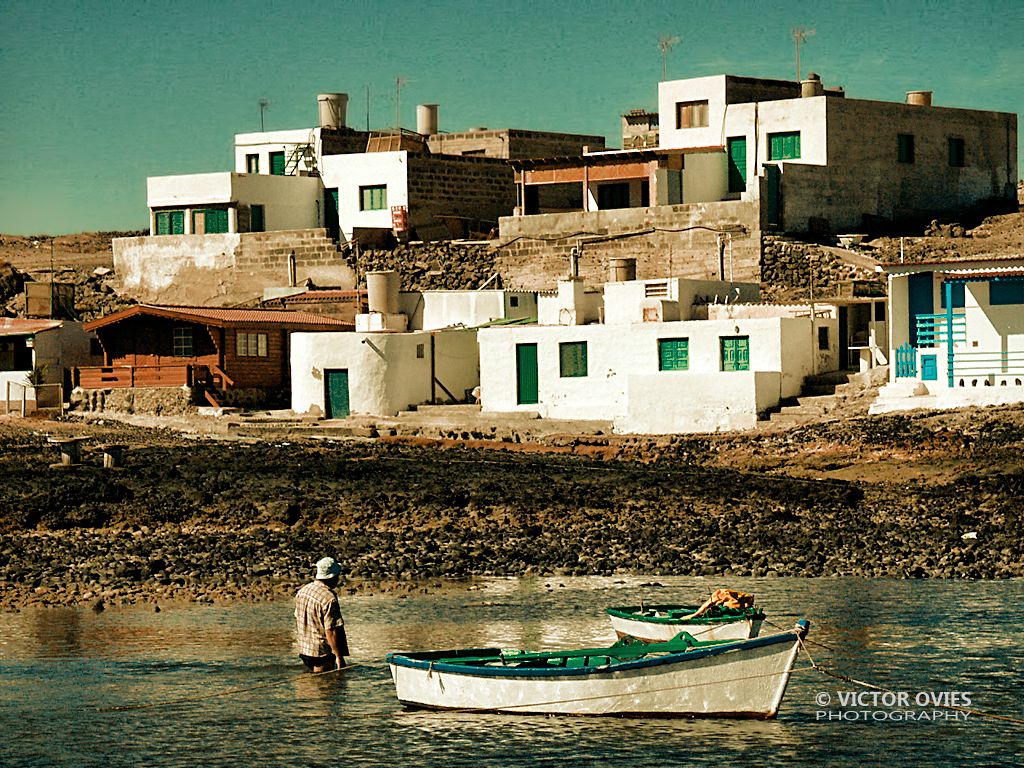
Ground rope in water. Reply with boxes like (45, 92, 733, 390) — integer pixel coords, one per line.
(95, 663, 361, 713)
(792, 632, 1024, 727)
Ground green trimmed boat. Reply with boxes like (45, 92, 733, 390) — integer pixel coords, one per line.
(607, 603, 765, 643)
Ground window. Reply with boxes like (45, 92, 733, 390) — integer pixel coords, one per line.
(246, 153, 260, 174)
(874, 302, 886, 322)
(250, 204, 265, 233)
(897, 134, 915, 164)
(940, 281, 966, 309)
(415, 343, 425, 359)
(172, 327, 193, 357)
(948, 138, 965, 167)
(359, 185, 388, 211)
(597, 182, 631, 210)
(817, 326, 830, 351)
(559, 341, 588, 378)
(658, 338, 689, 371)
(675, 100, 709, 129)
(270, 151, 286, 176)
(236, 332, 268, 357)
(990, 280, 1024, 305)
(509, 296, 519, 308)
(768, 132, 801, 161)
(193, 208, 229, 234)
(155, 210, 184, 235)
(720, 336, 750, 372)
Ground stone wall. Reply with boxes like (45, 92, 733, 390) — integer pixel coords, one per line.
(759, 235, 881, 299)
(355, 242, 497, 291)
(113, 229, 356, 305)
(72, 387, 196, 415)
(495, 201, 762, 291)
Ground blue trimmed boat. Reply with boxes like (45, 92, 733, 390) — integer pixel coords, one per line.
(606, 603, 765, 643)
(386, 620, 809, 718)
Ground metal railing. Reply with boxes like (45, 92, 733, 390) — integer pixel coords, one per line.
(914, 312, 966, 347)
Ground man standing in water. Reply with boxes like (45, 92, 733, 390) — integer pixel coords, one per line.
(294, 556, 349, 672)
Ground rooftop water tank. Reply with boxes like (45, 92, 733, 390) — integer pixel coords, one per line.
(317, 93, 349, 129)
(416, 104, 439, 136)
(906, 90, 932, 107)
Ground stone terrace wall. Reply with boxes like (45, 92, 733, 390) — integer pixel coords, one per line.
(406, 155, 516, 240)
(760, 235, 881, 299)
(113, 229, 356, 306)
(355, 242, 497, 291)
(495, 201, 761, 291)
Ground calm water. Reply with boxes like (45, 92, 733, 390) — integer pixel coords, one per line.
(1, 576, 1021, 767)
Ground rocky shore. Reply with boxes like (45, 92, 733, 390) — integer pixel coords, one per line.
(2, 405, 1023, 610)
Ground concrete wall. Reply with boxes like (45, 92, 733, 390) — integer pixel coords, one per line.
(478, 316, 821, 433)
(399, 290, 537, 330)
(406, 154, 516, 240)
(234, 128, 319, 174)
(603, 278, 760, 325)
(426, 129, 605, 159)
(113, 229, 355, 305)
(496, 200, 761, 290)
(290, 328, 479, 416)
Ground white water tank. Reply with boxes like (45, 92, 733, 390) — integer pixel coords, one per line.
(366, 270, 400, 314)
(417, 104, 439, 136)
(317, 93, 349, 129)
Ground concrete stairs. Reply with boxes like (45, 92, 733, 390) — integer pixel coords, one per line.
(762, 367, 888, 427)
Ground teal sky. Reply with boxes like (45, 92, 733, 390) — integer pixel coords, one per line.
(1, 0, 1021, 235)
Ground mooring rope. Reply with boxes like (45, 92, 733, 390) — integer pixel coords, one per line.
(95, 663, 361, 713)
(792, 633, 1024, 727)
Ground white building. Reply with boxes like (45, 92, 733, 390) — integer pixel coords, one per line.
(290, 272, 532, 418)
(478, 275, 835, 434)
(871, 257, 1024, 413)
(0, 319, 96, 411)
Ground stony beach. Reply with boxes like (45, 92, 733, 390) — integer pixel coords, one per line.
(2, 404, 1022, 610)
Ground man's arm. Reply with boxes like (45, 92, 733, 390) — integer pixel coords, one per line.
(325, 626, 345, 667)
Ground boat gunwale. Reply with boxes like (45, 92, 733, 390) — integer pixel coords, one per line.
(606, 605, 766, 625)
(386, 621, 808, 679)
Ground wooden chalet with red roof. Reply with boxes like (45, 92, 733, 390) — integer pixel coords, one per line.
(75, 305, 352, 407)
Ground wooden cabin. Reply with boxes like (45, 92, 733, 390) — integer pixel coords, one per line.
(77, 305, 352, 407)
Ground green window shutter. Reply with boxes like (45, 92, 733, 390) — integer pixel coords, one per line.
(559, 341, 588, 378)
(360, 185, 387, 211)
(270, 151, 286, 175)
(156, 212, 170, 235)
(170, 210, 184, 235)
(658, 338, 689, 371)
(768, 132, 801, 161)
(720, 336, 750, 371)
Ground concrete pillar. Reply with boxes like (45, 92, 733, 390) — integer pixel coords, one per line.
(229, 206, 238, 234)
(184, 208, 193, 235)
(149, 209, 157, 236)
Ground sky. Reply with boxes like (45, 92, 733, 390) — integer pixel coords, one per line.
(0, 0, 1021, 235)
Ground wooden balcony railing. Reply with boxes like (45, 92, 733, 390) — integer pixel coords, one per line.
(74, 364, 210, 389)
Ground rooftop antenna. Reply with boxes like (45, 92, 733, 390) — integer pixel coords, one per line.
(791, 26, 815, 81)
(395, 76, 408, 130)
(258, 97, 270, 131)
(365, 85, 370, 131)
(658, 35, 680, 81)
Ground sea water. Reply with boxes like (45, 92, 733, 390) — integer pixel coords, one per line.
(1, 576, 1021, 767)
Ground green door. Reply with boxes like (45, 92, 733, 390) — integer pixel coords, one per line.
(325, 369, 350, 418)
(325, 189, 340, 239)
(270, 151, 286, 176)
(727, 136, 747, 193)
(765, 165, 781, 228)
(516, 344, 538, 405)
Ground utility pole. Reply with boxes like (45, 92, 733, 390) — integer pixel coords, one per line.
(258, 97, 270, 131)
(792, 27, 815, 81)
(395, 77, 407, 130)
(658, 35, 680, 81)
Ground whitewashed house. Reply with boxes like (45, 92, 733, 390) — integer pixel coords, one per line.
(478, 275, 835, 433)
(871, 257, 1024, 413)
(0, 319, 95, 411)
(290, 272, 532, 418)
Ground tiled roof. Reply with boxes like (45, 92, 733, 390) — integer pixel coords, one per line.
(265, 290, 366, 304)
(0, 318, 63, 336)
(84, 305, 353, 331)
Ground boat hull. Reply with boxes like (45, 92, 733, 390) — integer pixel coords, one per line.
(388, 624, 806, 718)
(608, 613, 763, 643)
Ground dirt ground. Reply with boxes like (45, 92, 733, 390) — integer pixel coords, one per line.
(1, 401, 1022, 610)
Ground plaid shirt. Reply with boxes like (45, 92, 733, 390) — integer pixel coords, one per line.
(294, 580, 343, 657)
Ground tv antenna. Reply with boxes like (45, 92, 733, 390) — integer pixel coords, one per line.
(791, 27, 815, 81)
(658, 35, 680, 81)
(395, 77, 409, 130)
(258, 97, 270, 131)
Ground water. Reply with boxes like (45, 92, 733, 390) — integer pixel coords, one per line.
(1, 576, 1021, 767)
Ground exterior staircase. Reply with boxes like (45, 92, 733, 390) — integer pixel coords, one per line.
(762, 367, 888, 427)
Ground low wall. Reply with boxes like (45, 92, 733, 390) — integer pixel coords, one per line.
(496, 201, 761, 291)
(113, 229, 356, 305)
(71, 387, 197, 415)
